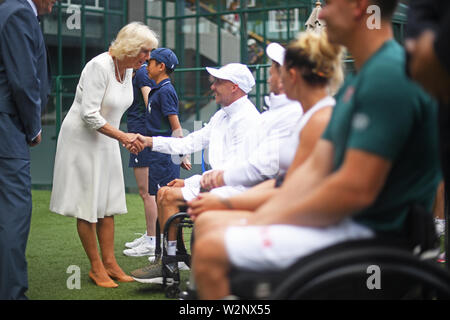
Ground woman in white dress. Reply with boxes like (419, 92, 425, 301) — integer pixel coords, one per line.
(50, 22, 158, 288)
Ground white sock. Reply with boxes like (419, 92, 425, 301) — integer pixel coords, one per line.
(145, 235, 155, 246)
(168, 241, 177, 256)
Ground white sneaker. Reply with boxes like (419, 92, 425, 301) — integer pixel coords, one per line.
(123, 242, 156, 257)
(435, 218, 446, 238)
(178, 262, 190, 271)
(125, 233, 147, 249)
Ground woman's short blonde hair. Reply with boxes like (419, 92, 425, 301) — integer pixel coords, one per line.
(109, 22, 159, 60)
(284, 31, 344, 95)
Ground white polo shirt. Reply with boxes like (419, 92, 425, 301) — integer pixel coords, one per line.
(152, 95, 261, 171)
(222, 93, 303, 187)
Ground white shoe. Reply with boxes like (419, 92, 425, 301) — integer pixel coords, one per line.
(178, 262, 190, 271)
(435, 218, 446, 238)
(123, 242, 156, 257)
(125, 233, 147, 249)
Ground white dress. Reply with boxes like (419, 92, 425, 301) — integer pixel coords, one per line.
(50, 52, 133, 223)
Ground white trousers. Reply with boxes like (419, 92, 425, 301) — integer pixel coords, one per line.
(181, 174, 247, 201)
(225, 219, 374, 271)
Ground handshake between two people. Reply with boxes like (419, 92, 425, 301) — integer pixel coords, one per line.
(121, 133, 150, 155)
(120, 133, 192, 171)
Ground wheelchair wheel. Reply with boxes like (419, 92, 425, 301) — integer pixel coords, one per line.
(176, 215, 194, 260)
(271, 245, 450, 300)
(165, 284, 181, 299)
(161, 212, 194, 298)
(163, 213, 194, 264)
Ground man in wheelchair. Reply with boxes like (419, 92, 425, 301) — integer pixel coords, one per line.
(189, 0, 444, 299)
(128, 63, 263, 282)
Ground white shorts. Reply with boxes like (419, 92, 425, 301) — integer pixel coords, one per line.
(225, 219, 374, 271)
(181, 175, 202, 201)
(181, 174, 248, 201)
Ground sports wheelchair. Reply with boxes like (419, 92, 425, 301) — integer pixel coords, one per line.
(154, 206, 194, 298)
(183, 205, 450, 300)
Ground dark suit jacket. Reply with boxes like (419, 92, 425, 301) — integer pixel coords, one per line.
(0, 0, 50, 159)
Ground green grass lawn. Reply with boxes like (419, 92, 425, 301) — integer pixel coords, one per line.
(26, 189, 187, 300)
(25, 189, 447, 300)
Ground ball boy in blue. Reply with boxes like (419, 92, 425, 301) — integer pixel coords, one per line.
(123, 64, 158, 257)
(127, 63, 155, 168)
(146, 48, 190, 195)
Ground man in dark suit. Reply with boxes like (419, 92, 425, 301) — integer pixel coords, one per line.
(0, 0, 56, 299)
(406, 0, 450, 268)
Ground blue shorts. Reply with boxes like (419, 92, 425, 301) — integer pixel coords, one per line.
(127, 122, 151, 167)
(129, 148, 152, 167)
(148, 152, 180, 195)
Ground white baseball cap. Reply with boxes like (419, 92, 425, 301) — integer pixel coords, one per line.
(206, 63, 255, 94)
(266, 42, 285, 66)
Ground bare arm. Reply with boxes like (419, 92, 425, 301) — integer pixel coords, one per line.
(98, 123, 142, 151)
(225, 180, 279, 211)
(140, 86, 151, 108)
(250, 147, 392, 228)
(168, 114, 183, 137)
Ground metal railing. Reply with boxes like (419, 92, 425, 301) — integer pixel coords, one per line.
(53, 63, 271, 137)
(145, 0, 313, 67)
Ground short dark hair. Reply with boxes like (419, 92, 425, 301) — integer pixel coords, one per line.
(164, 67, 174, 75)
(150, 58, 174, 75)
(370, 0, 399, 19)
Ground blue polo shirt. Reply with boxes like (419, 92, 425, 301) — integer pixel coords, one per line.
(146, 77, 181, 194)
(127, 64, 155, 133)
(146, 78, 179, 137)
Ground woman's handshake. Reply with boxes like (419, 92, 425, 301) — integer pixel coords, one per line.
(122, 134, 153, 155)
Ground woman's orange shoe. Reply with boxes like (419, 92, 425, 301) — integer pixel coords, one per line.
(106, 270, 135, 283)
(88, 271, 119, 288)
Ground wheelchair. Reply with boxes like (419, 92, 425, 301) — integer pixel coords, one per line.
(154, 206, 194, 298)
(183, 205, 450, 300)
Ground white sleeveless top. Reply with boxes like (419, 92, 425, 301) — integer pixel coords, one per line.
(278, 96, 336, 172)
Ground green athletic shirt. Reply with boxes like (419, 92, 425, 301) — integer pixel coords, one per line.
(322, 40, 441, 235)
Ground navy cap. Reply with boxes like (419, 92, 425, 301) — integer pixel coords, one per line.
(150, 48, 179, 71)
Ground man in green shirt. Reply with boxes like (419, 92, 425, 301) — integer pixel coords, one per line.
(191, 0, 441, 299)
(323, 40, 440, 234)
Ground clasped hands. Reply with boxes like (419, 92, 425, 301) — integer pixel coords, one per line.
(121, 133, 150, 155)
(121, 134, 192, 170)
(200, 169, 225, 191)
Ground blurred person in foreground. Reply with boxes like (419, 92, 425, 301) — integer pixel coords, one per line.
(405, 0, 450, 265)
